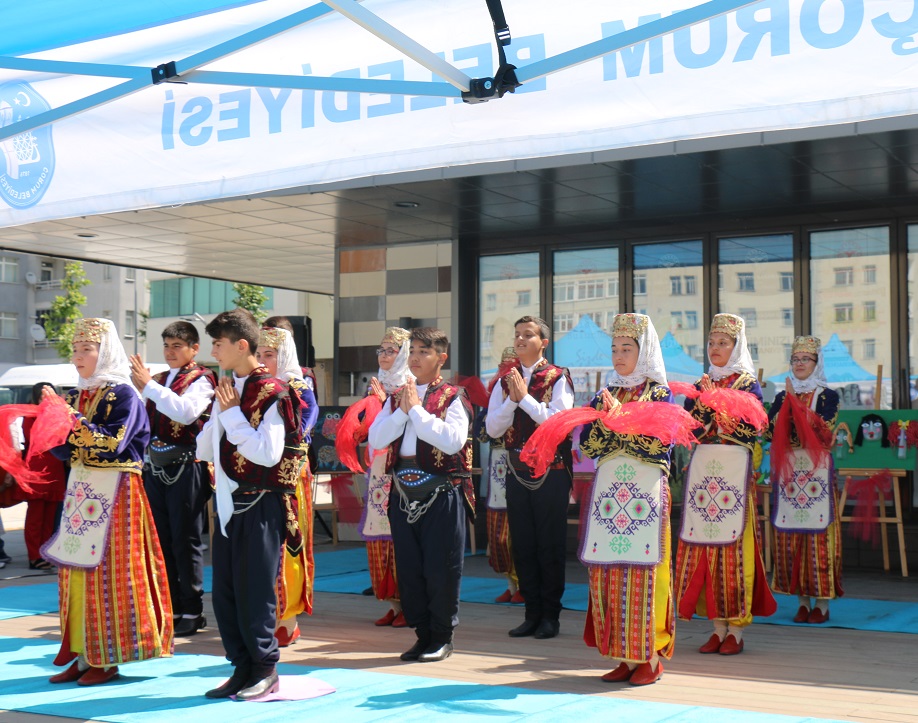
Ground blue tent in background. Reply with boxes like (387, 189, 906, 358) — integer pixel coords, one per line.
(553, 315, 612, 367)
(766, 332, 873, 383)
(660, 331, 704, 380)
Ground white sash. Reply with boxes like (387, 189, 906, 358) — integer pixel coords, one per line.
(42, 464, 121, 569)
(361, 453, 392, 540)
(580, 456, 665, 567)
(680, 445, 750, 546)
(773, 450, 834, 532)
(211, 402, 238, 537)
(487, 447, 509, 510)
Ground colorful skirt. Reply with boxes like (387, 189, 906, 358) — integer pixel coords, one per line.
(366, 538, 398, 601)
(486, 508, 515, 576)
(277, 470, 316, 620)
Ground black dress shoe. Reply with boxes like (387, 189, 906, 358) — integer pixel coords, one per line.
(236, 670, 279, 701)
(174, 615, 206, 637)
(534, 619, 560, 639)
(204, 667, 250, 699)
(508, 619, 540, 637)
(418, 641, 454, 663)
(400, 635, 431, 661)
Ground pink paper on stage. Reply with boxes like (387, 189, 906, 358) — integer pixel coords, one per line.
(234, 675, 336, 702)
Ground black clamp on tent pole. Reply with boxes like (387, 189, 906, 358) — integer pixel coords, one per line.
(463, 0, 522, 103)
(151, 61, 181, 85)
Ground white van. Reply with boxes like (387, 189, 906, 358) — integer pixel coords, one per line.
(0, 363, 168, 405)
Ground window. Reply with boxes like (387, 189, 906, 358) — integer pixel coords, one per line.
(864, 265, 877, 284)
(485, 293, 496, 311)
(102, 265, 112, 281)
(842, 339, 854, 355)
(737, 272, 755, 291)
(0, 312, 17, 338)
(607, 277, 619, 297)
(482, 324, 494, 345)
(739, 308, 757, 327)
(782, 308, 793, 327)
(780, 272, 794, 292)
(863, 301, 876, 321)
(863, 338, 876, 360)
(605, 311, 618, 331)
(783, 343, 793, 358)
(40, 261, 53, 282)
(748, 343, 759, 360)
(686, 344, 702, 362)
(634, 274, 647, 295)
(124, 311, 136, 338)
(589, 311, 603, 327)
(578, 279, 604, 299)
(517, 290, 531, 307)
(554, 282, 574, 302)
(125, 268, 136, 282)
(670, 276, 682, 295)
(0, 256, 19, 283)
(718, 270, 724, 290)
(685, 275, 697, 295)
(555, 313, 574, 332)
(834, 267, 854, 286)
(671, 310, 683, 330)
(480, 252, 540, 375)
(834, 303, 853, 323)
(685, 310, 698, 329)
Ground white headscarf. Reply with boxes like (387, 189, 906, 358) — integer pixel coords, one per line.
(708, 313, 756, 381)
(259, 327, 303, 382)
(378, 337, 414, 393)
(607, 313, 668, 388)
(73, 318, 137, 395)
(788, 336, 828, 394)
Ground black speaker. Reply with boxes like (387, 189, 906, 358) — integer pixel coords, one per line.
(284, 315, 315, 368)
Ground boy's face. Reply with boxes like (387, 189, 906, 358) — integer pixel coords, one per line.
(514, 322, 548, 365)
(163, 337, 198, 369)
(210, 336, 248, 371)
(408, 341, 447, 384)
(255, 346, 279, 377)
(71, 342, 99, 380)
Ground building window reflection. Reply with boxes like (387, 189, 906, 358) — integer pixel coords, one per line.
(737, 272, 755, 292)
(479, 252, 541, 376)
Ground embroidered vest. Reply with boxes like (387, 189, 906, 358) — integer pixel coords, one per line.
(146, 363, 216, 446)
(218, 368, 304, 493)
(501, 362, 574, 463)
(695, 372, 762, 450)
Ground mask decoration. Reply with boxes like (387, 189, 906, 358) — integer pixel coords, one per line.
(854, 414, 889, 447)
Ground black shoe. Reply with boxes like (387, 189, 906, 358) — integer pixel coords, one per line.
(534, 619, 560, 639)
(174, 615, 206, 637)
(204, 667, 250, 699)
(361, 586, 375, 596)
(419, 641, 454, 663)
(400, 633, 431, 661)
(508, 619, 540, 638)
(236, 670, 279, 701)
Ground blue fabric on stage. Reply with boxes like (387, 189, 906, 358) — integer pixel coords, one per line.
(0, 637, 845, 723)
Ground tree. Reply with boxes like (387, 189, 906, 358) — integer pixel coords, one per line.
(232, 282, 269, 324)
(42, 261, 91, 361)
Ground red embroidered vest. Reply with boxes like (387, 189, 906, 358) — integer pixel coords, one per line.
(218, 368, 304, 493)
(501, 362, 574, 462)
(146, 363, 216, 446)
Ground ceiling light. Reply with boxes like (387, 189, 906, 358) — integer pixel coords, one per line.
(75, 232, 98, 238)
(393, 201, 419, 209)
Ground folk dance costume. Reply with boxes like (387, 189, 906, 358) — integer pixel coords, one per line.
(196, 364, 304, 694)
(675, 313, 776, 654)
(768, 336, 842, 623)
(579, 314, 675, 685)
(486, 356, 574, 638)
(368, 374, 474, 662)
(142, 360, 215, 636)
(44, 318, 172, 685)
(257, 327, 319, 647)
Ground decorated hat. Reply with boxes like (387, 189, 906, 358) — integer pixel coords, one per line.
(72, 318, 110, 344)
(792, 335, 821, 356)
(611, 313, 649, 340)
(710, 313, 744, 338)
(258, 326, 286, 350)
(381, 326, 410, 346)
(500, 346, 517, 363)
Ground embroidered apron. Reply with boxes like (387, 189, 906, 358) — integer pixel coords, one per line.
(361, 452, 392, 540)
(580, 455, 664, 567)
(772, 450, 834, 532)
(680, 444, 750, 545)
(42, 464, 121, 569)
(487, 447, 509, 511)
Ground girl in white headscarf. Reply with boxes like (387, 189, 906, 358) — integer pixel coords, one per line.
(674, 313, 775, 658)
(578, 313, 675, 686)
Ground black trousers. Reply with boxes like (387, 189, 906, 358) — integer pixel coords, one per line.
(506, 468, 572, 622)
(388, 485, 466, 638)
(211, 491, 285, 675)
(144, 461, 210, 617)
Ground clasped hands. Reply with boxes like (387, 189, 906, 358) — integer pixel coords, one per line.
(214, 376, 241, 410)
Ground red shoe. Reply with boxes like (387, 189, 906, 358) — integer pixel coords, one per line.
(275, 623, 301, 647)
(600, 663, 633, 682)
(698, 633, 723, 654)
(77, 666, 119, 686)
(719, 635, 744, 655)
(495, 589, 513, 603)
(375, 609, 397, 626)
(629, 661, 663, 686)
(49, 660, 86, 684)
(391, 611, 408, 628)
(807, 607, 830, 624)
(793, 605, 811, 623)
(510, 591, 525, 604)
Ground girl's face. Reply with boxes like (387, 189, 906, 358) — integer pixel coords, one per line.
(71, 342, 100, 380)
(255, 347, 278, 377)
(611, 336, 640, 377)
(377, 342, 399, 371)
(707, 332, 736, 366)
(790, 353, 817, 381)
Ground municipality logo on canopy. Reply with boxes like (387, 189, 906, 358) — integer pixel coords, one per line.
(0, 82, 55, 209)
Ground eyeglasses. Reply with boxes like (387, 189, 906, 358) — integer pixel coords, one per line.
(790, 356, 817, 364)
(376, 347, 398, 357)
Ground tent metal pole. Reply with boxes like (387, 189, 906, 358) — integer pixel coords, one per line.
(184, 70, 461, 97)
(0, 57, 146, 79)
(516, 0, 764, 83)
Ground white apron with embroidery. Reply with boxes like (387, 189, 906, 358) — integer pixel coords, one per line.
(680, 444, 750, 545)
(580, 455, 664, 567)
(42, 464, 121, 569)
(361, 452, 392, 539)
(487, 447, 509, 510)
(773, 450, 834, 532)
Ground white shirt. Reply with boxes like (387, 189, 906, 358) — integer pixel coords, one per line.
(196, 373, 285, 467)
(142, 368, 214, 427)
(485, 358, 574, 439)
(368, 382, 469, 457)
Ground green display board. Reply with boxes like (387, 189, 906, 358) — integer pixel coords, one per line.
(831, 409, 918, 471)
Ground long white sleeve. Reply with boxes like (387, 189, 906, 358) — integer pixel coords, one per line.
(368, 387, 469, 457)
(196, 405, 217, 462)
(218, 403, 284, 467)
(142, 375, 214, 426)
(485, 362, 574, 438)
